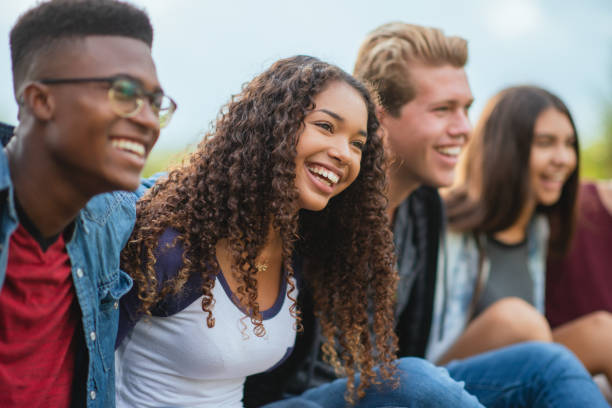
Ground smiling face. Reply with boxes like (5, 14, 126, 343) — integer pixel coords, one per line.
(528, 107, 577, 206)
(294, 80, 368, 211)
(380, 63, 473, 189)
(36, 35, 162, 193)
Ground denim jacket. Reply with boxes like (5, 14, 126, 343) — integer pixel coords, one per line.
(0, 145, 144, 407)
(425, 214, 549, 363)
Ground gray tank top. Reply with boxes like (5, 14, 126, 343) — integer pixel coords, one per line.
(473, 236, 534, 317)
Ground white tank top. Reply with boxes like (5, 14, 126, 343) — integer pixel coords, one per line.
(115, 272, 296, 408)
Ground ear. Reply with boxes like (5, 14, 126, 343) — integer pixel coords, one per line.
(375, 104, 388, 140)
(375, 104, 386, 122)
(19, 82, 55, 121)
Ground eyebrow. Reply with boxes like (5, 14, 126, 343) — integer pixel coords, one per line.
(315, 109, 367, 138)
(118, 73, 163, 93)
(440, 98, 474, 107)
(317, 109, 343, 121)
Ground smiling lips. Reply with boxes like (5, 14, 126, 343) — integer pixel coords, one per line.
(542, 173, 566, 182)
(111, 138, 146, 159)
(435, 145, 462, 158)
(540, 172, 567, 190)
(306, 163, 340, 187)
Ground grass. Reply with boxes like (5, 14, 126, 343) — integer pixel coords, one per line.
(142, 147, 194, 178)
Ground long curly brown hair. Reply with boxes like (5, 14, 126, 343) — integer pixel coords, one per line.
(121, 55, 398, 401)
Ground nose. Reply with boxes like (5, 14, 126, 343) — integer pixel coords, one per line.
(552, 144, 577, 168)
(327, 138, 352, 164)
(449, 110, 472, 142)
(130, 98, 160, 134)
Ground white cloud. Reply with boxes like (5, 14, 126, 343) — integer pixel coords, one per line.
(483, 0, 543, 39)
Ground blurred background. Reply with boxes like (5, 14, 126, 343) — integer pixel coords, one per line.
(0, 0, 610, 178)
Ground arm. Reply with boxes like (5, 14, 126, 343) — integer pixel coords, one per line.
(0, 122, 13, 146)
(115, 228, 192, 347)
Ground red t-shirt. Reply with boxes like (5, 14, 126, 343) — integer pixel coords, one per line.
(546, 182, 612, 328)
(0, 223, 78, 407)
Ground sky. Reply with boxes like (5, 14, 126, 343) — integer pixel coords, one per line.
(0, 0, 610, 152)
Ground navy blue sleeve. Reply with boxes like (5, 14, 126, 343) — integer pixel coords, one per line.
(149, 231, 205, 317)
(116, 228, 197, 348)
(0, 122, 14, 147)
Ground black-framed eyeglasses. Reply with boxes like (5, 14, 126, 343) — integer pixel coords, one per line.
(39, 75, 177, 128)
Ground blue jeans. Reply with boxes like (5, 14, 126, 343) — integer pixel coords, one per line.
(263, 342, 609, 408)
(447, 342, 609, 407)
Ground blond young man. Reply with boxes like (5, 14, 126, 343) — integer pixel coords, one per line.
(242, 23, 608, 408)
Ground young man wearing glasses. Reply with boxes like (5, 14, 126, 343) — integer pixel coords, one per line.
(0, 1, 176, 407)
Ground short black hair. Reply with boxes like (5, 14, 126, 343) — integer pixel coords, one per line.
(10, 0, 154, 91)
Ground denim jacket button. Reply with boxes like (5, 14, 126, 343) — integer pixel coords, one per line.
(114, 301, 119, 309)
(90, 390, 96, 400)
(76, 268, 84, 278)
(90, 331, 96, 341)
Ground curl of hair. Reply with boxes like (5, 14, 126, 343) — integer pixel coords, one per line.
(446, 85, 579, 257)
(121, 55, 398, 403)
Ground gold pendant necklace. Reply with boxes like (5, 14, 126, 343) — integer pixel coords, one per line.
(255, 261, 268, 273)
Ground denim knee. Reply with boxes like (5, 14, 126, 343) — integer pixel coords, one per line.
(523, 342, 591, 379)
(396, 357, 449, 381)
(394, 357, 482, 407)
(514, 342, 582, 367)
(509, 341, 567, 359)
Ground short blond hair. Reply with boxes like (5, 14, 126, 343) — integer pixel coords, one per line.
(354, 22, 468, 116)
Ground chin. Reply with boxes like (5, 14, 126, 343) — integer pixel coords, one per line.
(427, 173, 455, 189)
(104, 171, 142, 193)
(537, 193, 562, 207)
(541, 198, 561, 207)
(298, 197, 329, 212)
(418, 165, 454, 188)
(119, 177, 142, 192)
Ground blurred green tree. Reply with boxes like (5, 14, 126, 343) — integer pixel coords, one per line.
(581, 95, 612, 180)
(581, 55, 612, 181)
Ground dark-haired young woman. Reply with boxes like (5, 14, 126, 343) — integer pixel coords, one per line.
(426, 85, 612, 388)
(113, 55, 467, 408)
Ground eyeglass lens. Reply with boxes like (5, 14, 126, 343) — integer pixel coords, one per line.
(108, 78, 175, 128)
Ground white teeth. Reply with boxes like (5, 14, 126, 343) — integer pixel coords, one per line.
(436, 146, 461, 157)
(307, 164, 339, 185)
(111, 139, 145, 158)
(544, 174, 565, 182)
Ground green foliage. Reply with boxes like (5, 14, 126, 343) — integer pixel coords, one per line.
(142, 148, 190, 178)
(581, 99, 612, 180)
(581, 141, 611, 179)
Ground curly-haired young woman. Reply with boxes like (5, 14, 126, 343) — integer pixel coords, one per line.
(113, 55, 405, 408)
